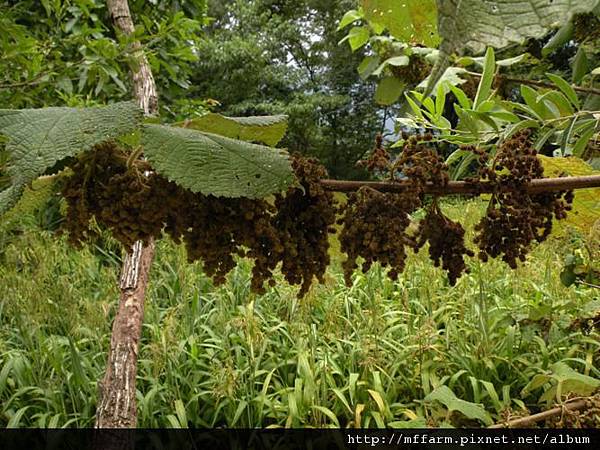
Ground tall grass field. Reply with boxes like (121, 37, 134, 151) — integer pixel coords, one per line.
(0, 198, 598, 428)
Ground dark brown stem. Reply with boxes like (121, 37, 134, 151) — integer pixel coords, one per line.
(466, 71, 600, 96)
(320, 175, 600, 195)
(95, 0, 158, 431)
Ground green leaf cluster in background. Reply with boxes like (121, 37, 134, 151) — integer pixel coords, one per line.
(0, 0, 208, 118)
(176, 113, 288, 147)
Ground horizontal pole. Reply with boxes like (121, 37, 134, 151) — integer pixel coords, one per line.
(320, 175, 600, 195)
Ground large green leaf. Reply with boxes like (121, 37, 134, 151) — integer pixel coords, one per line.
(0, 101, 142, 215)
(374, 77, 406, 105)
(178, 113, 289, 147)
(142, 125, 293, 199)
(539, 362, 600, 404)
(437, 0, 599, 55)
(425, 385, 493, 425)
(426, 0, 599, 96)
(362, 0, 439, 47)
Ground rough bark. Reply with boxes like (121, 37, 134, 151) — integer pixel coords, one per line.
(95, 0, 158, 429)
(106, 0, 158, 116)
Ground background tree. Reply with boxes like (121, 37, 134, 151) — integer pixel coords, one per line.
(0, 0, 208, 115)
(190, 0, 390, 178)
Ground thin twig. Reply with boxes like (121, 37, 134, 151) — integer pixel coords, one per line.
(576, 280, 600, 289)
(0, 73, 50, 90)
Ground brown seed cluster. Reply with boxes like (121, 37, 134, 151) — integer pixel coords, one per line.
(393, 133, 449, 188)
(413, 202, 474, 286)
(356, 134, 390, 173)
(60, 145, 335, 297)
(545, 394, 600, 428)
(60, 142, 169, 249)
(473, 130, 574, 268)
(389, 56, 431, 86)
(338, 187, 421, 286)
(60, 130, 577, 294)
(345, 133, 473, 285)
(273, 155, 338, 297)
(172, 193, 281, 291)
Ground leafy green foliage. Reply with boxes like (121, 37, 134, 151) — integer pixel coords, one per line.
(401, 49, 598, 159)
(560, 251, 599, 288)
(425, 386, 493, 425)
(374, 77, 405, 105)
(177, 113, 288, 147)
(522, 362, 600, 405)
(192, 0, 384, 178)
(0, 0, 208, 118)
(0, 176, 56, 228)
(142, 125, 293, 198)
(362, 0, 438, 47)
(2, 199, 598, 427)
(538, 156, 600, 233)
(0, 101, 142, 214)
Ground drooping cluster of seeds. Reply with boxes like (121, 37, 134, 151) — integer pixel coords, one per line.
(355, 134, 390, 174)
(272, 155, 338, 297)
(172, 193, 281, 292)
(412, 202, 475, 286)
(60, 145, 335, 297)
(60, 142, 170, 249)
(338, 186, 421, 286)
(347, 133, 472, 285)
(59, 130, 577, 295)
(473, 129, 574, 268)
(392, 133, 449, 188)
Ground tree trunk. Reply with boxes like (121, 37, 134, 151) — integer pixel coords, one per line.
(95, 0, 158, 429)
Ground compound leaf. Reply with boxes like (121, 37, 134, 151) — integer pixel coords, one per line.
(142, 124, 293, 199)
(0, 101, 142, 215)
(178, 113, 288, 147)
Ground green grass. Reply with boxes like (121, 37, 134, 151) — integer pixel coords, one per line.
(0, 198, 598, 428)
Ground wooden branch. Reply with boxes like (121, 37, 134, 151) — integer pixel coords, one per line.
(320, 175, 600, 195)
(96, 0, 158, 431)
(106, 0, 158, 116)
(466, 71, 600, 96)
(489, 399, 588, 428)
